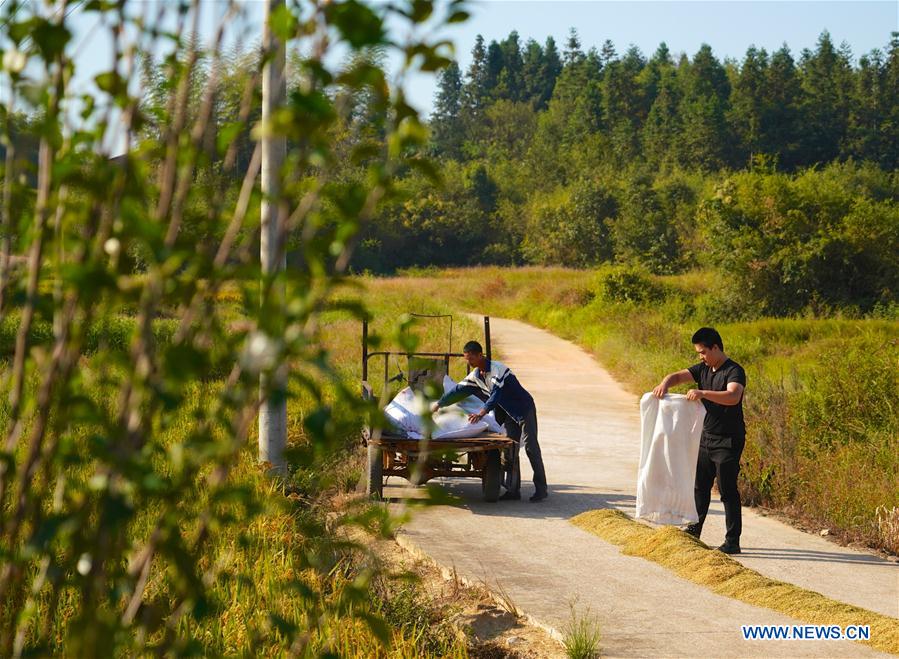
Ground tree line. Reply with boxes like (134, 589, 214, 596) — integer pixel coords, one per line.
(4, 28, 894, 316)
(352, 30, 899, 316)
(431, 29, 899, 170)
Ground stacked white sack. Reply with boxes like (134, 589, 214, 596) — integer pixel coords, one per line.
(636, 393, 705, 525)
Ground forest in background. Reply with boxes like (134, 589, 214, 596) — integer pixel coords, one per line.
(5, 29, 898, 317)
(356, 30, 899, 318)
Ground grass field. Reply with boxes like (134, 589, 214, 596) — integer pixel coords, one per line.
(0, 283, 484, 656)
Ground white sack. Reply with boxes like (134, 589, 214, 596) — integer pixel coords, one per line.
(636, 393, 705, 525)
(384, 387, 424, 439)
(442, 375, 506, 435)
(384, 386, 488, 440)
(432, 408, 489, 439)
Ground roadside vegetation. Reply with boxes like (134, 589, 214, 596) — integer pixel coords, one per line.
(0, 0, 487, 654)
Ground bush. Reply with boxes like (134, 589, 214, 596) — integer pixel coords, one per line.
(595, 265, 663, 304)
(701, 162, 899, 316)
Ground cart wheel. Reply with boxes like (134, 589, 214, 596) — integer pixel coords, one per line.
(482, 449, 501, 502)
(366, 443, 383, 499)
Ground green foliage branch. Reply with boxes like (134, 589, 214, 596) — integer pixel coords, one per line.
(0, 0, 466, 654)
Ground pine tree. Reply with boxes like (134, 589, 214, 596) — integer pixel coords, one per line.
(879, 32, 899, 169)
(496, 31, 524, 102)
(540, 36, 563, 106)
(643, 67, 682, 168)
(797, 31, 853, 165)
(730, 46, 769, 164)
(640, 42, 674, 115)
(845, 50, 885, 163)
(762, 45, 803, 168)
(462, 35, 490, 116)
(431, 61, 464, 157)
(564, 28, 584, 66)
(600, 39, 617, 68)
(521, 38, 545, 106)
(679, 44, 734, 169)
(602, 46, 645, 161)
(485, 40, 505, 101)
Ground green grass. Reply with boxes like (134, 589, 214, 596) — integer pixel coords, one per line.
(1, 285, 480, 656)
(572, 509, 899, 656)
(562, 600, 601, 659)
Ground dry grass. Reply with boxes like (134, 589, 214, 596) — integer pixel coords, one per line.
(571, 509, 899, 656)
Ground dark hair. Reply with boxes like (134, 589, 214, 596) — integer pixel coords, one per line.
(691, 327, 723, 351)
(463, 340, 483, 354)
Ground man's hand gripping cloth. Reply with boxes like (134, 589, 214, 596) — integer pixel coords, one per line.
(636, 393, 705, 524)
(442, 376, 506, 435)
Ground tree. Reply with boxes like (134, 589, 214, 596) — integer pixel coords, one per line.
(756, 45, 803, 169)
(679, 44, 734, 169)
(610, 175, 681, 273)
(797, 31, 853, 165)
(602, 46, 646, 162)
(495, 31, 524, 102)
(463, 35, 491, 117)
(564, 28, 584, 66)
(600, 39, 617, 67)
(640, 42, 674, 115)
(882, 32, 899, 169)
(845, 50, 886, 164)
(0, 0, 454, 653)
(642, 67, 682, 168)
(520, 179, 616, 266)
(521, 36, 562, 110)
(729, 46, 769, 164)
(485, 39, 505, 101)
(431, 60, 464, 157)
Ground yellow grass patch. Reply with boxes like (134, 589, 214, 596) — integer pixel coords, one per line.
(572, 509, 899, 656)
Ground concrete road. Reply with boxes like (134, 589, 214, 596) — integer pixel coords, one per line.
(392, 317, 898, 658)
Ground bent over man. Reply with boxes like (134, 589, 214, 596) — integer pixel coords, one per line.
(432, 341, 548, 502)
(653, 327, 746, 554)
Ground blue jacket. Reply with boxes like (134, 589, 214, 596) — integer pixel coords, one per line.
(438, 359, 535, 423)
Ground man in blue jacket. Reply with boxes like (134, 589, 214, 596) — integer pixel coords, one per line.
(432, 341, 548, 502)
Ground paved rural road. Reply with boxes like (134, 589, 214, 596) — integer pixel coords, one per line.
(392, 317, 899, 658)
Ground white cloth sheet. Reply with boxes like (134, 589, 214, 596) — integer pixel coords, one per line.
(383, 386, 489, 440)
(636, 393, 705, 524)
(442, 375, 506, 435)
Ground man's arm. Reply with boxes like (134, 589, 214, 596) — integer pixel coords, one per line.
(430, 383, 479, 412)
(652, 369, 694, 398)
(686, 382, 744, 405)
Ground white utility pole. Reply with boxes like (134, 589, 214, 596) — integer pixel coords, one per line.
(259, 0, 287, 472)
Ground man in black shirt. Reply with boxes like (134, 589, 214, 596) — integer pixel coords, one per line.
(653, 327, 747, 554)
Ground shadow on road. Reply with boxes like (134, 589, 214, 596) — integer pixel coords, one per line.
(740, 547, 896, 566)
(387, 477, 637, 519)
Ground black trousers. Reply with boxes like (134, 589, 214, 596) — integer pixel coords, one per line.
(694, 432, 744, 544)
(500, 407, 547, 496)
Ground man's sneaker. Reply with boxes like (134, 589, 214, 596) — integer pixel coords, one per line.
(684, 523, 702, 539)
(716, 542, 741, 555)
(499, 491, 521, 501)
(529, 491, 548, 503)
